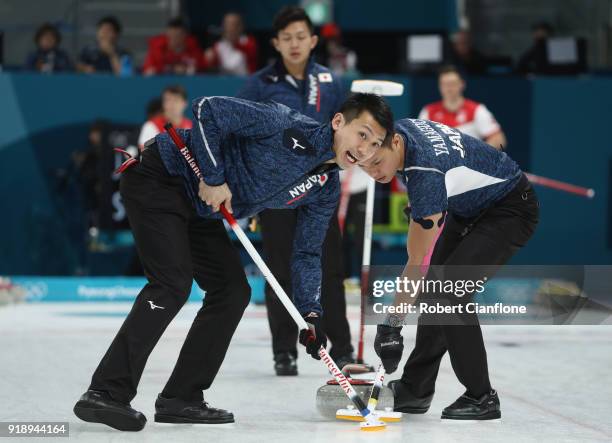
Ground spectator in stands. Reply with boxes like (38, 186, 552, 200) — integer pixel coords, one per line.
(517, 22, 553, 75)
(447, 29, 488, 75)
(77, 16, 130, 75)
(75, 120, 107, 228)
(137, 85, 192, 149)
(319, 23, 358, 76)
(25, 23, 72, 73)
(419, 65, 506, 149)
(142, 18, 206, 75)
(205, 12, 258, 74)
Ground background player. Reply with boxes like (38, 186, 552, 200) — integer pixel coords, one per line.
(236, 6, 355, 375)
(138, 85, 192, 149)
(419, 65, 506, 149)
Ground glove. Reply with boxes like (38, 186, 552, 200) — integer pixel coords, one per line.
(374, 325, 404, 374)
(299, 312, 327, 360)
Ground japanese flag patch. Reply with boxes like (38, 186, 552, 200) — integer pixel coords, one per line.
(318, 72, 333, 82)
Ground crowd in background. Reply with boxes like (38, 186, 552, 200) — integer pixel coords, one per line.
(23, 13, 357, 77)
(23, 12, 574, 77)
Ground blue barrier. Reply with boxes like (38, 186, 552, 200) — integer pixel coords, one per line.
(10, 276, 265, 304)
(1, 72, 611, 273)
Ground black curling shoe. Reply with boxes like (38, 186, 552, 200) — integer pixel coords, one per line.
(387, 379, 434, 414)
(74, 390, 147, 431)
(274, 352, 298, 376)
(154, 395, 235, 424)
(441, 389, 501, 420)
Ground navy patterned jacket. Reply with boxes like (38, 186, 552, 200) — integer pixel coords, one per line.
(236, 58, 345, 123)
(155, 96, 340, 315)
(396, 118, 522, 220)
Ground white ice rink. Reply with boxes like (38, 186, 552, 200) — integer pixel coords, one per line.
(1, 302, 611, 443)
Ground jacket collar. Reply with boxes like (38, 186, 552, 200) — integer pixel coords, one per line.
(267, 57, 316, 87)
(308, 123, 338, 172)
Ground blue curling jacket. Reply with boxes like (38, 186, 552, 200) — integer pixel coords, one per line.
(236, 58, 344, 123)
(154, 96, 340, 315)
(396, 118, 522, 220)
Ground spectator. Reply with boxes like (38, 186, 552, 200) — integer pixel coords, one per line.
(517, 22, 553, 75)
(419, 65, 506, 149)
(137, 85, 192, 149)
(142, 18, 206, 75)
(319, 23, 358, 76)
(77, 16, 130, 75)
(447, 29, 488, 75)
(205, 12, 258, 74)
(25, 23, 72, 73)
(74, 120, 107, 228)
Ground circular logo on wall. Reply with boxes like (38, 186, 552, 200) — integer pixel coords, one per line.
(20, 281, 49, 301)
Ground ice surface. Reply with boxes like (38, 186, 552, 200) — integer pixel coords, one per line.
(1, 302, 611, 443)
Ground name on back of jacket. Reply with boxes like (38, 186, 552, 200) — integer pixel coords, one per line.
(410, 119, 466, 158)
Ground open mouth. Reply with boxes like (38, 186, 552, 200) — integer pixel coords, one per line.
(346, 151, 359, 164)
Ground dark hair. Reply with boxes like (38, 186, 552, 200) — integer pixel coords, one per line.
(97, 16, 122, 34)
(273, 6, 314, 35)
(145, 97, 163, 119)
(162, 84, 187, 100)
(338, 93, 394, 146)
(532, 21, 553, 34)
(34, 23, 61, 45)
(224, 11, 243, 21)
(438, 64, 464, 79)
(167, 17, 186, 30)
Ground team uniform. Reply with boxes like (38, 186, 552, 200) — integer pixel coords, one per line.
(391, 118, 538, 411)
(418, 99, 501, 140)
(86, 97, 341, 410)
(236, 58, 354, 367)
(415, 99, 503, 267)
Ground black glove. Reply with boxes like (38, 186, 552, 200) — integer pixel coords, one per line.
(374, 325, 404, 374)
(299, 312, 327, 360)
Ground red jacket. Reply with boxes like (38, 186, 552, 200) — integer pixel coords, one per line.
(208, 35, 258, 74)
(142, 34, 207, 74)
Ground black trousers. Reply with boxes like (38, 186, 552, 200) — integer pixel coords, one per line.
(259, 208, 353, 360)
(401, 175, 539, 398)
(342, 191, 367, 278)
(89, 146, 250, 403)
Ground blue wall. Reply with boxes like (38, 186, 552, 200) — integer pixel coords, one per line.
(0, 72, 610, 274)
(526, 78, 612, 264)
(0, 74, 244, 274)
